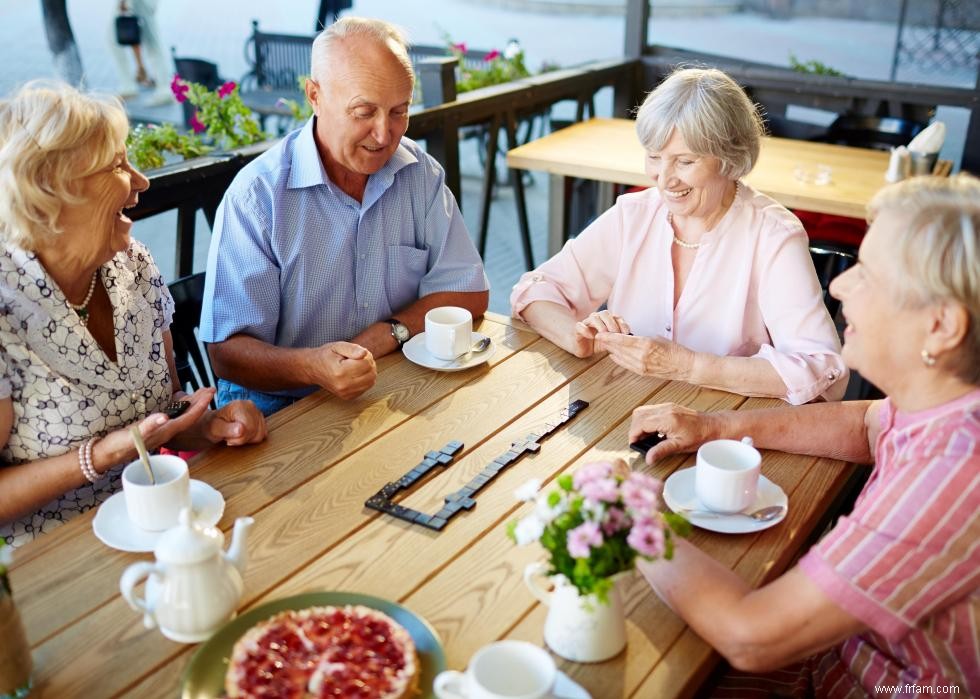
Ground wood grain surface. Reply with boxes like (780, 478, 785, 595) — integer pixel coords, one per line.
(12, 313, 856, 698)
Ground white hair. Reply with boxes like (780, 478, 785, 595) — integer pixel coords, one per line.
(871, 173, 980, 385)
(310, 16, 414, 86)
(634, 67, 764, 180)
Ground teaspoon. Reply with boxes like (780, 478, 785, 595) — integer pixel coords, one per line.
(675, 505, 786, 522)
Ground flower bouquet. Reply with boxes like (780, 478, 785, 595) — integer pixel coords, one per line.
(509, 461, 688, 661)
(509, 461, 689, 600)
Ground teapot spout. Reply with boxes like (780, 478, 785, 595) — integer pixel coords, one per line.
(224, 516, 254, 577)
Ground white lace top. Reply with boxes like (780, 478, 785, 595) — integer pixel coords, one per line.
(0, 240, 175, 547)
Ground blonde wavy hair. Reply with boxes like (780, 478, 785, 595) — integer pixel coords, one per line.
(0, 80, 129, 250)
(871, 173, 980, 385)
(635, 67, 764, 180)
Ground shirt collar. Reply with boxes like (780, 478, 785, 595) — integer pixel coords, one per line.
(287, 117, 419, 193)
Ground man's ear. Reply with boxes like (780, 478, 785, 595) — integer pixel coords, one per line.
(304, 78, 319, 110)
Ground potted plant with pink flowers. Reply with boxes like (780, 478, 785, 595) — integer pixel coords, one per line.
(509, 461, 688, 662)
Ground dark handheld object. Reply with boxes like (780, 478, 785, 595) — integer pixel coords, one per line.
(630, 431, 667, 455)
(115, 15, 141, 45)
(163, 400, 190, 419)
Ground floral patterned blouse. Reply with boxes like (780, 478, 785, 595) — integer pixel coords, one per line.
(0, 240, 175, 547)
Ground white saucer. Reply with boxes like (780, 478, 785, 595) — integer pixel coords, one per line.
(662, 467, 788, 534)
(552, 669, 591, 699)
(403, 332, 495, 372)
(92, 479, 225, 552)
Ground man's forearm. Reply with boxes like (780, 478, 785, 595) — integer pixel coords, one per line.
(207, 335, 316, 392)
(352, 290, 490, 359)
(711, 400, 876, 463)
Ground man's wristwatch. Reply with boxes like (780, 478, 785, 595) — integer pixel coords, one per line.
(387, 318, 410, 347)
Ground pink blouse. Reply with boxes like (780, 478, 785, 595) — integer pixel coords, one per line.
(510, 184, 847, 404)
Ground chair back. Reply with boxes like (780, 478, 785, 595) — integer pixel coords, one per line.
(243, 20, 315, 90)
(809, 242, 857, 320)
(823, 115, 926, 151)
(167, 272, 211, 394)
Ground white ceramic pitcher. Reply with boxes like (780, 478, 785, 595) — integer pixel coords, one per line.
(523, 561, 627, 663)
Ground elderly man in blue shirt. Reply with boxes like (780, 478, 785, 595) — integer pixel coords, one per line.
(200, 17, 489, 415)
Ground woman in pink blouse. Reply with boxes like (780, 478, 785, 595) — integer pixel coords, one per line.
(511, 68, 847, 404)
(629, 174, 980, 695)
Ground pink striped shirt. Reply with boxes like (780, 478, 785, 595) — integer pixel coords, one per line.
(798, 389, 980, 697)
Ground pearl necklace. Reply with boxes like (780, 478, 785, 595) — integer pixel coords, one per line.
(668, 181, 741, 249)
(67, 270, 99, 326)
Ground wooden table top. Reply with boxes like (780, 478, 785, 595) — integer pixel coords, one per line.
(12, 313, 856, 698)
(506, 117, 891, 219)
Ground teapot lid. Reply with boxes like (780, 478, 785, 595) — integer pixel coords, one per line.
(154, 508, 223, 564)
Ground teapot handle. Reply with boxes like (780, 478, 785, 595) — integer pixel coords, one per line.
(523, 561, 554, 607)
(120, 561, 162, 629)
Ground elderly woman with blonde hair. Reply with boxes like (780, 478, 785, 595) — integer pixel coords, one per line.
(0, 81, 266, 547)
(511, 67, 846, 406)
(628, 174, 980, 695)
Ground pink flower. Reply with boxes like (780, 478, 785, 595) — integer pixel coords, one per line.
(580, 477, 619, 505)
(628, 519, 665, 558)
(218, 81, 237, 99)
(452, 42, 467, 54)
(170, 74, 189, 103)
(572, 461, 613, 490)
(485, 49, 501, 61)
(602, 506, 631, 536)
(621, 473, 662, 516)
(567, 521, 603, 559)
(189, 112, 206, 134)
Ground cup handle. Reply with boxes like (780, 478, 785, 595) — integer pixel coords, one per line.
(120, 561, 162, 629)
(740, 436, 754, 447)
(523, 561, 553, 606)
(433, 670, 467, 699)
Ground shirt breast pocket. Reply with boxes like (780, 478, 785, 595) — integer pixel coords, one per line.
(386, 245, 429, 312)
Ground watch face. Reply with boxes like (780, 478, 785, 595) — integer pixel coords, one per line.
(391, 322, 410, 343)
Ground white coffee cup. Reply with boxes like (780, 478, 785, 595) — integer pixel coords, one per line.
(434, 640, 556, 699)
(122, 454, 191, 531)
(425, 306, 473, 360)
(695, 437, 761, 514)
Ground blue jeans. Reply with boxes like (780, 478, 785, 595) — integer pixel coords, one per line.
(216, 379, 299, 417)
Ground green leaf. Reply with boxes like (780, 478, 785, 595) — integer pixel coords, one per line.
(505, 519, 517, 543)
(557, 474, 573, 492)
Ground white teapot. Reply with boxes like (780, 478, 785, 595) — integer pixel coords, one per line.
(120, 508, 254, 643)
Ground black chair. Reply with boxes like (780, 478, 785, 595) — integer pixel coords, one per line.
(171, 50, 223, 130)
(167, 272, 212, 395)
(821, 115, 926, 152)
(808, 242, 857, 321)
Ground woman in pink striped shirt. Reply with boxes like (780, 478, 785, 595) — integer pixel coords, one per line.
(511, 68, 847, 405)
(630, 174, 980, 696)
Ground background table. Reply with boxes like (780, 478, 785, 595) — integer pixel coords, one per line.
(13, 313, 858, 698)
(506, 118, 890, 256)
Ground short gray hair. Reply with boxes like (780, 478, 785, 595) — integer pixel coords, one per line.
(871, 174, 980, 385)
(0, 80, 129, 250)
(311, 17, 414, 86)
(635, 67, 764, 179)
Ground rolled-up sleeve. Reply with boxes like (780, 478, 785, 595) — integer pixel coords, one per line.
(753, 227, 848, 404)
(199, 184, 281, 345)
(510, 203, 624, 320)
(417, 155, 488, 296)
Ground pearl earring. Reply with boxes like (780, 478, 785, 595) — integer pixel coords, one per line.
(920, 349, 937, 367)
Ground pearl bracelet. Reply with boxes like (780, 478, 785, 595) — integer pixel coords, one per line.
(78, 437, 100, 483)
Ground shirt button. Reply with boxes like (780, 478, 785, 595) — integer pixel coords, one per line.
(359, 254, 366, 260)
(361, 303, 369, 308)
(665, 324, 671, 332)
(130, 392, 138, 401)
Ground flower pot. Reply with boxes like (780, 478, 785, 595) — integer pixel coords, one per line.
(0, 584, 32, 699)
(523, 562, 626, 663)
